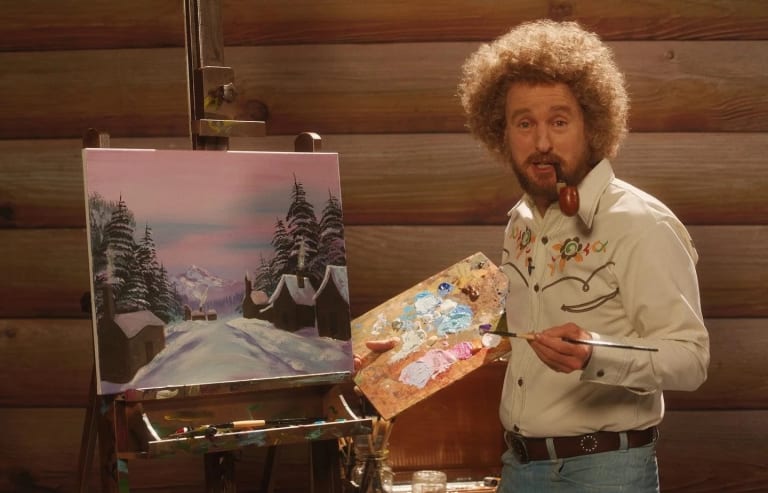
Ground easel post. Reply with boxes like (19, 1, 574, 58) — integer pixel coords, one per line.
(77, 138, 110, 488)
(184, 1, 266, 489)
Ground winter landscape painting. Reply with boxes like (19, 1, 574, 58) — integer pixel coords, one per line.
(82, 148, 353, 395)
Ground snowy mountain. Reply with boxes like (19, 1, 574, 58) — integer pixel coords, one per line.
(171, 265, 244, 315)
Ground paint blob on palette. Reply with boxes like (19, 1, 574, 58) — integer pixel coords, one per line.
(352, 251, 511, 419)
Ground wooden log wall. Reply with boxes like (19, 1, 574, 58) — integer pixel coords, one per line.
(2, 1, 767, 491)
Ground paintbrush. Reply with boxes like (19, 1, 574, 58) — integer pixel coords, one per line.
(168, 417, 320, 439)
(482, 329, 659, 352)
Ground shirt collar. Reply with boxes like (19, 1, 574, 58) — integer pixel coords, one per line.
(507, 159, 615, 229)
(576, 158, 614, 228)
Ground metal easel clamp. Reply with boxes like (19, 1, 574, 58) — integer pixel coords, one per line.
(194, 66, 236, 114)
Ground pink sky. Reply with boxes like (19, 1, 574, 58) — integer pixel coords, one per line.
(83, 148, 343, 280)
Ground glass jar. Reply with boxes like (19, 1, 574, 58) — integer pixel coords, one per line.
(350, 436, 393, 492)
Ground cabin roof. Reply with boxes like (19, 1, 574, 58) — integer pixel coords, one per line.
(314, 265, 349, 303)
(113, 310, 165, 338)
(268, 274, 316, 306)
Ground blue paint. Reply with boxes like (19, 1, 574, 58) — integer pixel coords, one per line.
(437, 282, 453, 297)
(436, 304, 474, 336)
(401, 305, 416, 318)
(414, 290, 441, 314)
(306, 429, 324, 440)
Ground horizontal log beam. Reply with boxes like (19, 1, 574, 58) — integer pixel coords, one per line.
(656, 410, 768, 492)
(0, 225, 763, 319)
(343, 225, 767, 319)
(2, 41, 767, 138)
(3, 0, 767, 52)
(1, 133, 766, 229)
(1, 318, 762, 410)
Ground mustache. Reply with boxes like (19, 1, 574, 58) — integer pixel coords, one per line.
(526, 152, 564, 166)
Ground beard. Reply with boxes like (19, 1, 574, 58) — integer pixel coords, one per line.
(504, 147, 592, 204)
(510, 154, 560, 203)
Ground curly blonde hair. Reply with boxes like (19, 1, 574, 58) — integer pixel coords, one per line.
(458, 20, 629, 161)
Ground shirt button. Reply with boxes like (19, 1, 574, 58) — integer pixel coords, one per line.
(533, 284, 540, 292)
(542, 236, 548, 244)
(517, 377, 523, 386)
(597, 370, 605, 377)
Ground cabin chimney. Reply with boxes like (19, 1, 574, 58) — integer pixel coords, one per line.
(297, 236, 306, 288)
(244, 274, 252, 295)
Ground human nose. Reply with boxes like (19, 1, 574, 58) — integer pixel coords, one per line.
(535, 126, 553, 153)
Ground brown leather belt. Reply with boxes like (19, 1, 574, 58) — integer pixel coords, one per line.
(504, 427, 658, 463)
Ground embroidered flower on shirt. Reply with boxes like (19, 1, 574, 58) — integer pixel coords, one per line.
(513, 226, 535, 259)
(552, 237, 584, 272)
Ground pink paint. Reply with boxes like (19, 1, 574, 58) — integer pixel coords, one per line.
(449, 341, 476, 359)
(398, 342, 477, 389)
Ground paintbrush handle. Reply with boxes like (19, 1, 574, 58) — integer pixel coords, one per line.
(561, 337, 659, 352)
(487, 330, 536, 341)
(487, 331, 658, 352)
(224, 419, 267, 429)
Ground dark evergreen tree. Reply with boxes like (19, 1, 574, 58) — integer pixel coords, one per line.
(88, 192, 114, 273)
(254, 253, 280, 296)
(317, 190, 346, 268)
(102, 196, 138, 309)
(88, 193, 135, 315)
(151, 263, 174, 322)
(136, 224, 161, 308)
(117, 250, 150, 312)
(269, 217, 292, 283)
(285, 176, 321, 284)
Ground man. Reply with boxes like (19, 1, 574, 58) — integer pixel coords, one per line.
(458, 20, 709, 492)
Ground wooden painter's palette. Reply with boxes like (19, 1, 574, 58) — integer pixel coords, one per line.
(352, 252, 510, 419)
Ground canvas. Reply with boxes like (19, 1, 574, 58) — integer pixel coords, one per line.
(83, 148, 353, 395)
(352, 252, 511, 420)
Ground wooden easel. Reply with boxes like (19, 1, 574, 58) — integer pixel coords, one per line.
(76, 1, 371, 491)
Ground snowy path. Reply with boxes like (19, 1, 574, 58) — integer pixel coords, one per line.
(100, 316, 352, 394)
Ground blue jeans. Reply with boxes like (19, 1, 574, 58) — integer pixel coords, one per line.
(498, 442, 659, 493)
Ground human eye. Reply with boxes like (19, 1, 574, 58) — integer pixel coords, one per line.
(517, 119, 532, 129)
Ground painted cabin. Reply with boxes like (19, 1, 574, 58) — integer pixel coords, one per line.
(97, 286, 166, 383)
(314, 265, 351, 340)
(261, 274, 316, 332)
(183, 304, 218, 321)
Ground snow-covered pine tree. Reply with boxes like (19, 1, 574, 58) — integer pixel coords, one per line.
(88, 192, 129, 276)
(117, 249, 150, 312)
(155, 263, 181, 322)
(102, 196, 137, 303)
(317, 190, 346, 268)
(285, 176, 321, 284)
(254, 253, 280, 295)
(268, 217, 292, 289)
(136, 224, 162, 306)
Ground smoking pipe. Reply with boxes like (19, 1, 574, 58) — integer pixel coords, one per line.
(554, 164, 579, 216)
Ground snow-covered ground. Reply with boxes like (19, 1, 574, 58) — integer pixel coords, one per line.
(99, 316, 353, 394)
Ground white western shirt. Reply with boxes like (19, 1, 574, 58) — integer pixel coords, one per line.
(499, 159, 710, 437)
